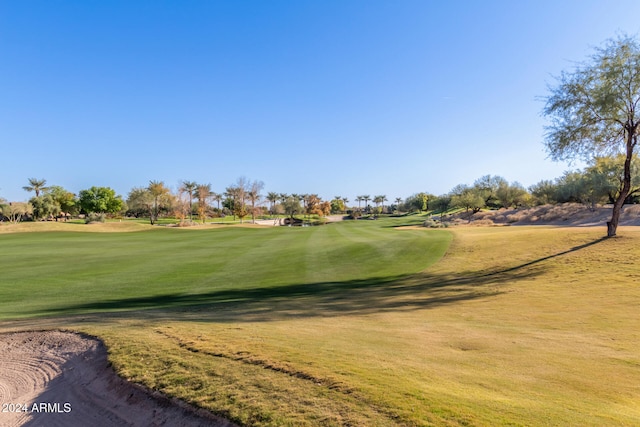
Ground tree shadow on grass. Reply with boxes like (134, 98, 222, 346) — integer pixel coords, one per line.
(36, 236, 608, 323)
(37, 273, 503, 324)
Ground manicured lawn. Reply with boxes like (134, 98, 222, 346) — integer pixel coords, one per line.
(0, 218, 450, 319)
(2, 220, 640, 426)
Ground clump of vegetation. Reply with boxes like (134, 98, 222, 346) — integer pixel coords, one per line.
(85, 212, 106, 223)
(423, 218, 448, 228)
(348, 210, 362, 220)
(468, 218, 495, 226)
(0, 201, 32, 223)
(622, 204, 640, 218)
(174, 221, 199, 227)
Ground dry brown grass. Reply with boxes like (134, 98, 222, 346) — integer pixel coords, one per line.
(0, 221, 152, 233)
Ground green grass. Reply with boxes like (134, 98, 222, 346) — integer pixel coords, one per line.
(0, 218, 450, 319)
(2, 220, 640, 426)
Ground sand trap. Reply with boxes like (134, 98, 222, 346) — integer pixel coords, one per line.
(0, 331, 236, 427)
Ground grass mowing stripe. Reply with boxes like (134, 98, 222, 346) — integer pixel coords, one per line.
(304, 225, 337, 283)
(334, 221, 451, 272)
(0, 219, 451, 319)
(215, 227, 313, 289)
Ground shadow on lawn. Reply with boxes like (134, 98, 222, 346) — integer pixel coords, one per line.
(39, 273, 506, 323)
(39, 236, 607, 323)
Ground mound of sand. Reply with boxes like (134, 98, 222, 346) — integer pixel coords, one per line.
(0, 331, 235, 427)
(446, 203, 640, 227)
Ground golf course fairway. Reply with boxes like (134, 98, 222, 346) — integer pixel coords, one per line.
(1, 218, 639, 426)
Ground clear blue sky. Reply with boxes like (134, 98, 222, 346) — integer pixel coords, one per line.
(2, 1, 640, 203)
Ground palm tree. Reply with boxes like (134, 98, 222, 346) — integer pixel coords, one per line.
(378, 195, 387, 213)
(395, 197, 403, 213)
(266, 192, 279, 214)
(212, 192, 222, 212)
(180, 180, 198, 221)
(23, 178, 48, 197)
(356, 195, 364, 210)
(224, 186, 241, 221)
(373, 195, 386, 212)
(363, 195, 371, 212)
(248, 180, 264, 223)
(342, 197, 349, 213)
(195, 184, 212, 223)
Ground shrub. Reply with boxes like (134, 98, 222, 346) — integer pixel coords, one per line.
(506, 214, 521, 223)
(85, 212, 106, 223)
(470, 219, 495, 226)
(622, 204, 640, 217)
(423, 218, 448, 228)
(349, 210, 362, 219)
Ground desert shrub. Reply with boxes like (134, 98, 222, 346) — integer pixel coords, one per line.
(622, 204, 640, 217)
(473, 211, 494, 220)
(176, 220, 198, 227)
(423, 218, 448, 228)
(539, 203, 584, 221)
(349, 210, 362, 219)
(504, 210, 530, 223)
(85, 212, 106, 223)
(470, 219, 495, 226)
(506, 214, 521, 223)
(539, 207, 564, 222)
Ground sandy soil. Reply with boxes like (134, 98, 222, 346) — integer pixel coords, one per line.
(0, 330, 236, 427)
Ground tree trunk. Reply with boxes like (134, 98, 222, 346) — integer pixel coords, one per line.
(607, 127, 636, 237)
(608, 189, 628, 237)
(607, 202, 622, 237)
(252, 202, 255, 224)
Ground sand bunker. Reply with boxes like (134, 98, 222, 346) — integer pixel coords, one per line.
(0, 330, 235, 427)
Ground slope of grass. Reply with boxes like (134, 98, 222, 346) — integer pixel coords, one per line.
(2, 222, 640, 426)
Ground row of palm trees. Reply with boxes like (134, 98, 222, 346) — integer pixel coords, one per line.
(262, 193, 394, 214)
(262, 193, 307, 208)
(354, 195, 389, 212)
(19, 178, 400, 219)
(177, 181, 224, 222)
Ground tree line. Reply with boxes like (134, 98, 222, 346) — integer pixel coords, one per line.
(1, 152, 638, 225)
(0, 177, 333, 224)
(400, 154, 640, 219)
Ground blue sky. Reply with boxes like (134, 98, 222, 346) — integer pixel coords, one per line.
(2, 1, 640, 203)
